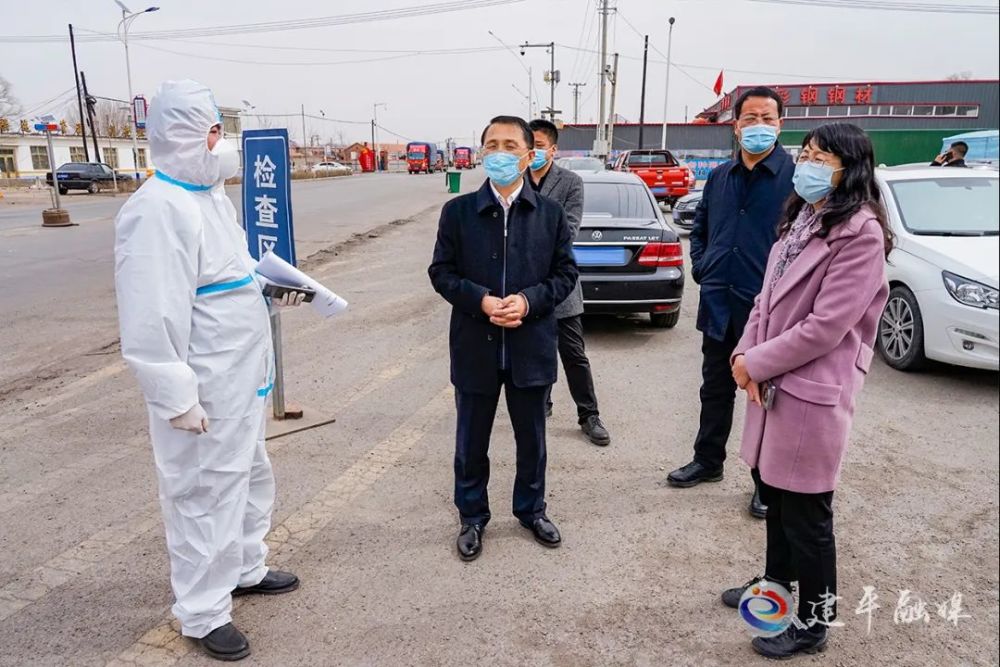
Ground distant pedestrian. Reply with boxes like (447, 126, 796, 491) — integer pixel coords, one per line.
(931, 140, 969, 167)
(666, 87, 795, 520)
(528, 118, 611, 447)
(722, 122, 892, 659)
(428, 115, 578, 561)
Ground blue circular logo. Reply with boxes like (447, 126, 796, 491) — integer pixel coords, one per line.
(739, 581, 794, 637)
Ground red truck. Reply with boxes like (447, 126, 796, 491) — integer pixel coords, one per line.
(406, 142, 439, 174)
(454, 146, 473, 169)
(612, 149, 695, 207)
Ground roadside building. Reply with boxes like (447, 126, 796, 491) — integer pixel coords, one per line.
(556, 79, 999, 167)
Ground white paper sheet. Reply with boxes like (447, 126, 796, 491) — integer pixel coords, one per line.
(256, 252, 349, 318)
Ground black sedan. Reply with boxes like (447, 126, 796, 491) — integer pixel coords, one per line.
(575, 170, 685, 328)
(45, 162, 118, 195)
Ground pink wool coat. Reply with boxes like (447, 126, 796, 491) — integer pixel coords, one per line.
(733, 206, 889, 494)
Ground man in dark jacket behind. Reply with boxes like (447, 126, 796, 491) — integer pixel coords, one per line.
(665, 87, 795, 519)
(428, 115, 578, 562)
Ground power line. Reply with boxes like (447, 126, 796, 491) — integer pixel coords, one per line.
(747, 0, 998, 14)
(132, 42, 419, 67)
(0, 0, 527, 43)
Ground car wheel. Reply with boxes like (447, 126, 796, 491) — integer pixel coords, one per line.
(58, 187, 68, 195)
(878, 286, 926, 371)
(650, 311, 680, 328)
(87, 182, 98, 194)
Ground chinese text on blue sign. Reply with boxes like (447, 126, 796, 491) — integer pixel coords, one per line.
(242, 128, 296, 266)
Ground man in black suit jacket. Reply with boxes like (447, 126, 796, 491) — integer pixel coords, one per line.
(428, 115, 578, 561)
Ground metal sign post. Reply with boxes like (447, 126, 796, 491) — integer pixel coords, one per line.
(241, 128, 297, 420)
(37, 121, 73, 227)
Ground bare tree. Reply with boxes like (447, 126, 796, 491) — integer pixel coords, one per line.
(0, 74, 23, 118)
(946, 71, 973, 81)
(64, 99, 130, 136)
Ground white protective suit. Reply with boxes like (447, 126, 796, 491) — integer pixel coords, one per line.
(114, 80, 275, 639)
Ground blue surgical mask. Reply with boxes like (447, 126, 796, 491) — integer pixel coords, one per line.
(793, 161, 842, 204)
(484, 151, 526, 187)
(530, 148, 549, 171)
(739, 124, 778, 155)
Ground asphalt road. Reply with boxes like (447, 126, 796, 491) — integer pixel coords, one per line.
(0, 174, 997, 666)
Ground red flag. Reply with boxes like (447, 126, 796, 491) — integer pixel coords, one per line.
(713, 70, 724, 97)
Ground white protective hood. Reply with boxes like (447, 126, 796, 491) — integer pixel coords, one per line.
(148, 79, 227, 188)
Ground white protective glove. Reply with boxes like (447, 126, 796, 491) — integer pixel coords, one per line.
(169, 403, 210, 434)
(276, 290, 307, 308)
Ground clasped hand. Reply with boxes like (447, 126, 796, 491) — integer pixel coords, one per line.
(731, 354, 762, 407)
(482, 294, 527, 328)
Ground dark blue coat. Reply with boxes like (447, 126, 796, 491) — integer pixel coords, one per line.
(429, 179, 579, 394)
(689, 144, 795, 341)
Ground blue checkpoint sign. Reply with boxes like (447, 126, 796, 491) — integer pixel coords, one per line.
(242, 128, 296, 266)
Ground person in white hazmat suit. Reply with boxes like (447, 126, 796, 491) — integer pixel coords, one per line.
(114, 79, 303, 662)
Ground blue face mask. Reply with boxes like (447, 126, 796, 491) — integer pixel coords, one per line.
(739, 124, 778, 155)
(793, 161, 842, 204)
(484, 151, 526, 187)
(530, 148, 549, 171)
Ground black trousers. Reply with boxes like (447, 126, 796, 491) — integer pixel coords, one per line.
(755, 469, 838, 624)
(544, 315, 600, 424)
(693, 322, 742, 470)
(454, 370, 548, 527)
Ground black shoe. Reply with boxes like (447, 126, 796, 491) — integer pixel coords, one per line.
(519, 516, 561, 548)
(196, 623, 251, 662)
(581, 415, 611, 446)
(752, 624, 828, 659)
(232, 570, 299, 597)
(749, 485, 768, 519)
(666, 460, 723, 488)
(545, 404, 553, 419)
(457, 523, 484, 561)
(721, 576, 796, 609)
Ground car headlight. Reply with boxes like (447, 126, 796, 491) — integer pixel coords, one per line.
(942, 271, 999, 310)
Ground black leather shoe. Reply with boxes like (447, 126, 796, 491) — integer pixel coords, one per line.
(752, 624, 828, 659)
(519, 516, 561, 548)
(721, 576, 795, 609)
(581, 415, 611, 446)
(196, 623, 251, 662)
(457, 523, 484, 561)
(232, 570, 299, 597)
(749, 486, 768, 519)
(666, 460, 723, 488)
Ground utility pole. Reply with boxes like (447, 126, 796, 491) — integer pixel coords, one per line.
(520, 42, 558, 120)
(373, 102, 387, 172)
(638, 35, 649, 149)
(300, 104, 309, 170)
(660, 17, 675, 150)
(68, 24, 89, 161)
(596, 0, 611, 157)
(80, 71, 101, 163)
(569, 83, 586, 124)
(607, 53, 620, 155)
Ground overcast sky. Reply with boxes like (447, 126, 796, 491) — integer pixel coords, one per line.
(2, 0, 998, 146)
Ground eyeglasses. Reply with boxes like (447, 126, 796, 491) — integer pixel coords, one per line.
(738, 114, 779, 125)
(796, 153, 837, 167)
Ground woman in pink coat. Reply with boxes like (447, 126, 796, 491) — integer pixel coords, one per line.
(722, 123, 893, 659)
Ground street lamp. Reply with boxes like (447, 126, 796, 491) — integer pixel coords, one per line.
(373, 102, 387, 172)
(115, 1, 159, 182)
(660, 17, 675, 151)
(488, 30, 534, 119)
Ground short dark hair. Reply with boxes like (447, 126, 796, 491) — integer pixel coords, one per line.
(529, 118, 558, 145)
(951, 141, 969, 156)
(481, 115, 533, 148)
(733, 86, 784, 119)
